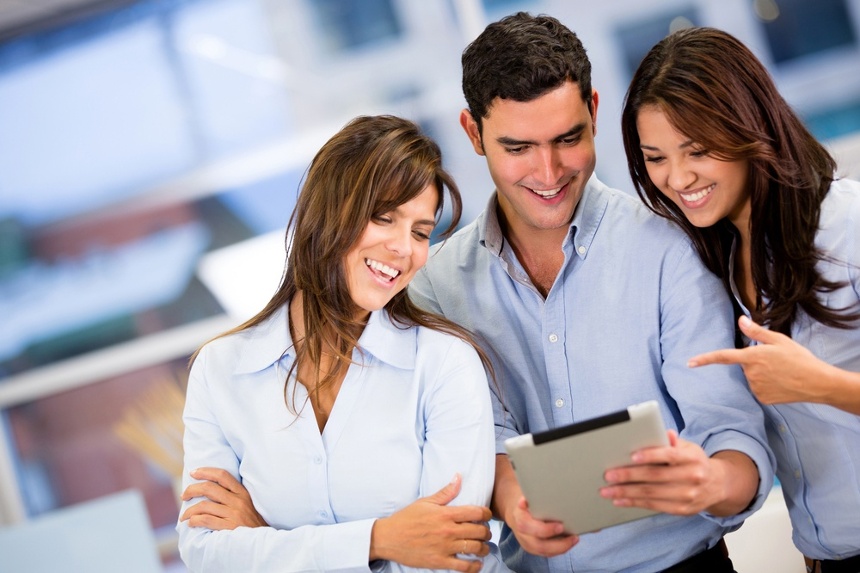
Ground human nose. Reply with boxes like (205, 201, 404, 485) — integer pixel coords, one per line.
(385, 224, 413, 257)
(667, 158, 696, 191)
(533, 146, 564, 186)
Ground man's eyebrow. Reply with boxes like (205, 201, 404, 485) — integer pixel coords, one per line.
(495, 122, 588, 147)
(551, 122, 587, 143)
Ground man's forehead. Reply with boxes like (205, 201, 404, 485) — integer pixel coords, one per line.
(483, 103, 591, 144)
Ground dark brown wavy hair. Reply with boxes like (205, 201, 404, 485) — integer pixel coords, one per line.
(197, 115, 492, 411)
(462, 11, 592, 132)
(621, 26, 858, 335)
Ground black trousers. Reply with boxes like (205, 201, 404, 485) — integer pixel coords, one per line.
(660, 539, 735, 573)
(805, 553, 860, 573)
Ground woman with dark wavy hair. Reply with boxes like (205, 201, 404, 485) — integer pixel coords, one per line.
(176, 115, 509, 572)
(622, 27, 860, 572)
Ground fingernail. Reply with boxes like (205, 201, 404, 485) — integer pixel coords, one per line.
(687, 359, 698, 367)
(631, 452, 643, 463)
(604, 471, 616, 482)
(739, 315, 751, 326)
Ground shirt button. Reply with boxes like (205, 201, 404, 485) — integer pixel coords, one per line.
(319, 510, 328, 518)
(555, 398, 564, 408)
(577, 245, 586, 255)
(314, 456, 322, 464)
(779, 424, 787, 433)
(548, 334, 559, 343)
(794, 470, 801, 479)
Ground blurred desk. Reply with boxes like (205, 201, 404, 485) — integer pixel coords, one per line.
(0, 488, 162, 573)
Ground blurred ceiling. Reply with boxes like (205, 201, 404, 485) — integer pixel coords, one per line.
(0, 0, 134, 42)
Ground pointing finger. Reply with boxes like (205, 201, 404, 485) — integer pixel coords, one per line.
(687, 348, 746, 367)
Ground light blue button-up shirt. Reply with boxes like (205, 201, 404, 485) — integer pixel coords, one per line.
(177, 305, 510, 572)
(729, 178, 860, 561)
(409, 176, 775, 573)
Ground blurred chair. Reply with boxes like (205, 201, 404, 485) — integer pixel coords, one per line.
(0, 488, 162, 573)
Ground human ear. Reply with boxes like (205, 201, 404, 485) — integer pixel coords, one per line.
(590, 89, 600, 137)
(459, 109, 485, 156)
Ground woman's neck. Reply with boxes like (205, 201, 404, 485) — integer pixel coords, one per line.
(288, 291, 356, 432)
(729, 209, 757, 314)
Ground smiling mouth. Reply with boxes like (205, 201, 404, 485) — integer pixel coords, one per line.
(365, 258, 401, 281)
(679, 184, 715, 204)
(529, 181, 568, 199)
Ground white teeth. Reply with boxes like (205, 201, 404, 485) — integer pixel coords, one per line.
(365, 258, 400, 279)
(681, 184, 714, 202)
(532, 186, 562, 198)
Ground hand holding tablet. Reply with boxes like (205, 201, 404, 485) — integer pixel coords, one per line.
(504, 401, 669, 535)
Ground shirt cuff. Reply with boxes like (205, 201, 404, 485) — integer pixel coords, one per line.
(320, 518, 378, 572)
(700, 430, 775, 527)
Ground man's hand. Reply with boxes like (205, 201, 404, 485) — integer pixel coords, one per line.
(492, 455, 579, 557)
(599, 430, 758, 517)
(180, 467, 268, 530)
(370, 474, 493, 573)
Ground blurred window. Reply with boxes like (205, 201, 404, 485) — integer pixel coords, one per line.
(758, 0, 856, 64)
(614, 6, 701, 80)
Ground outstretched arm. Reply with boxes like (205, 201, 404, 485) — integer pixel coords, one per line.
(689, 316, 860, 415)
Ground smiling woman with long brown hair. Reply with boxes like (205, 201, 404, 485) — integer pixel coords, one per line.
(622, 26, 860, 572)
(176, 115, 509, 573)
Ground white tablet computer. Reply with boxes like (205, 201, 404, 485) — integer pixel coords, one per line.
(504, 400, 669, 535)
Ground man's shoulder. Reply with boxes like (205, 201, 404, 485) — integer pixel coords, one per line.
(425, 216, 486, 269)
(824, 177, 860, 218)
(590, 180, 689, 242)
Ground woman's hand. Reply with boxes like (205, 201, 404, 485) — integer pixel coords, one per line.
(370, 474, 493, 573)
(688, 315, 860, 414)
(180, 467, 268, 530)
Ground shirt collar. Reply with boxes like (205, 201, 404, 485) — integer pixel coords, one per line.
(569, 174, 608, 260)
(234, 304, 417, 374)
(477, 174, 608, 260)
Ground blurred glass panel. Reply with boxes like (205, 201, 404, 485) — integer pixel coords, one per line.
(3, 357, 190, 564)
(0, 0, 297, 377)
(759, 0, 856, 64)
(309, 0, 402, 53)
(614, 6, 700, 81)
(805, 98, 860, 141)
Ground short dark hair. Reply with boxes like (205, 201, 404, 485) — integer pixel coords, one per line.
(461, 11, 592, 132)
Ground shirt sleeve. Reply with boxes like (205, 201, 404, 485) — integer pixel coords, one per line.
(176, 345, 376, 573)
(658, 240, 776, 527)
(384, 334, 509, 573)
(410, 267, 520, 456)
(407, 267, 443, 314)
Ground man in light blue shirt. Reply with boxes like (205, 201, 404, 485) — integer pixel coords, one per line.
(409, 12, 774, 573)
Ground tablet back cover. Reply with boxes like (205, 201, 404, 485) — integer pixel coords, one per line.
(504, 401, 668, 535)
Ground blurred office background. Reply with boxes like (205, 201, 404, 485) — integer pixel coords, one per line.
(0, 0, 858, 570)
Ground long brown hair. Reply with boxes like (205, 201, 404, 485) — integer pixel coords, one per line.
(621, 26, 859, 335)
(197, 115, 493, 411)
